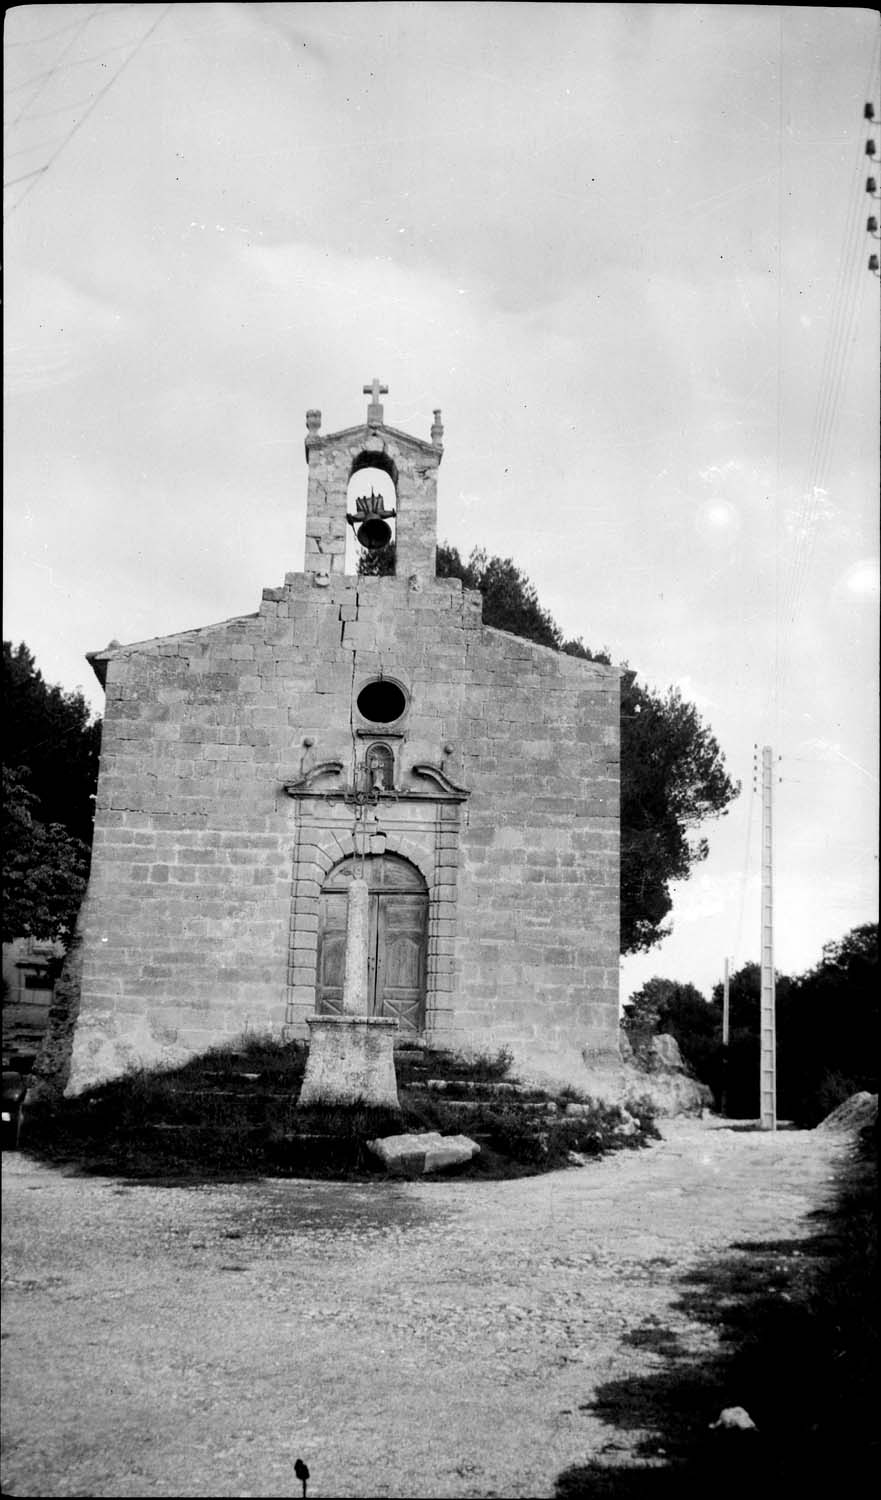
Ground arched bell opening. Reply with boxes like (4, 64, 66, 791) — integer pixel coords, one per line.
(345, 460, 398, 575)
(315, 854, 427, 1032)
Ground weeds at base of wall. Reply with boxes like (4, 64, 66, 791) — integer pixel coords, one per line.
(17, 1033, 659, 1182)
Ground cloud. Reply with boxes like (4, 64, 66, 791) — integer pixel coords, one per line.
(5, 272, 130, 395)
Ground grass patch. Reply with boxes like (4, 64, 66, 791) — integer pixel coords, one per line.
(19, 1035, 659, 1182)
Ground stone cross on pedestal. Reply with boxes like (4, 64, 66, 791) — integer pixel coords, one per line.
(297, 800, 400, 1112)
(363, 377, 388, 425)
(297, 869, 400, 1110)
(341, 875, 370, 1012)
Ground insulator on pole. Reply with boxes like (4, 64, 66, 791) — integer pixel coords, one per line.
(868, 178, 878, 193)
(868, 217, 879, 233)
(866, 140, 877, 157)
(870, 254, 880, 272)
(865, 101, 876, 120)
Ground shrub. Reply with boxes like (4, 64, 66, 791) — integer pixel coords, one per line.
(20, 1036, 659, 1182)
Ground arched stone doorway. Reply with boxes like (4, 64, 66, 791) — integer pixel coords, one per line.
(316, 854, 428, 1033)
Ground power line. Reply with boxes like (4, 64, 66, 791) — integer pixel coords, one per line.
(772, 35, 881, 724)
(7, 34, 157, 98)
(7, 6, 99, 130)
(781, 48, 879, 605)
(4, 168, 49, 190)
(6, 139, 67, 160)
(5, 4, 174, 219)
(7, 94, 116, 126)
(4, 5, 131, 48)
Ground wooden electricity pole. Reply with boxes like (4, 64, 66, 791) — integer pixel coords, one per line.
(720, 956, 730, 1117)
(759, 745, 777, 1130)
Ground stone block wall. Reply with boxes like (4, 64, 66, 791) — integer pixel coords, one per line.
(455, 628, 620, 1069)
(67, 566, 619, 1093)
(304, 421, 441, 582)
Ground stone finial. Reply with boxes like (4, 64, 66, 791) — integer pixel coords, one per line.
(306, 409, 322, 433)
(431, 408, 444, 446)
(363, 376, 388, 426)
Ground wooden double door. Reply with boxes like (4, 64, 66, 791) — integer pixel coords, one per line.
(316, 855, 428, 1033)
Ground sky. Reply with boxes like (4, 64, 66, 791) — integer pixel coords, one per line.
(5, 2, 879, 1004)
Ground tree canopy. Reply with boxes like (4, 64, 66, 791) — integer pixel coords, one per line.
(2, 642, 101, 943)
(624, 923, 878, 1125)
(2, 767, 90, 944)
(361, 543, 739, 954)
(3, 642, 101, 845)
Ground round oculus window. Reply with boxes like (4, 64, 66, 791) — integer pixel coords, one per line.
(356, 679, 408, 724)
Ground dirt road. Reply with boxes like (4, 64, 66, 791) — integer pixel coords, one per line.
(1, 1119, 849, 1498)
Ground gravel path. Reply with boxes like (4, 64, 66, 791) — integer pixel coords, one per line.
(1, 1119, 849, 1499)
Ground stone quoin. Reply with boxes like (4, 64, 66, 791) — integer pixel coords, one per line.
(63, 384, 621, 1094)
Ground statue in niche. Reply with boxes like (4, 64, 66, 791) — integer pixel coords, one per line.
(365, 742, 394, 793)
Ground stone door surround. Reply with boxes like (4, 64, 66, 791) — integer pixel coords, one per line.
(283, 792, 464, 1043)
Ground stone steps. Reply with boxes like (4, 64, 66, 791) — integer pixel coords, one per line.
(413, 1095, 558, 1115)
(141, 1060, 591, 1139)
(419, 1078, 545, 1097)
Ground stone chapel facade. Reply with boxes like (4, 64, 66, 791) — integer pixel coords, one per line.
(65, 386, 620, 1094)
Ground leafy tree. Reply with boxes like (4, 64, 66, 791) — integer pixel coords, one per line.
(3, 642, 101, 945)
(437, 546, 562, 648)
(617, 672, 738, 952)
(775, 923, 878, 1125)
(3, 641, 101, 846)
(359, 544, 739, 954)
(2, 767, 89, 943)
(357, 540, 397, 578)
(626, 927, 877, 1123)
(623, 976, 720, 1083)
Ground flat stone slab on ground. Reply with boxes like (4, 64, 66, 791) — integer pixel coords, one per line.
(367, 1130, 480, 1174)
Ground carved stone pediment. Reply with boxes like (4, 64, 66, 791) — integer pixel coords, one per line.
(406, 763, 470, 801)
(283, 759, 469, 804)
(282, 761, 344, 798)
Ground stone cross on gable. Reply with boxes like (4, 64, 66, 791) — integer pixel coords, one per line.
(363, 377, 388, 425)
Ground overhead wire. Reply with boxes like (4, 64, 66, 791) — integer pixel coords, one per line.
(6, 139, 67, 160)
(782, 137, 868, 615)
(773, 33, 881, 722)
(4, 5, 131, 48)
(5, 168, 50, 189)
(8, 94, 120, 124)
(7, 34, 161, 97)
(4, 4, 175, 218)
(6, 6, 99, 130)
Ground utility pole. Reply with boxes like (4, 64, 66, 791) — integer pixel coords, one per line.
(759, 745, 776, 1130)
(721, 956, 730, 1117)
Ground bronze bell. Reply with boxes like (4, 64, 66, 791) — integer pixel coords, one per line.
(346, 490, 396, 550)
(356, 515, 393, 550)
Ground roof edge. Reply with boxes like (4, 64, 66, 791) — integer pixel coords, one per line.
(306, 421, 441, 457)
(86, 610, 261, 686)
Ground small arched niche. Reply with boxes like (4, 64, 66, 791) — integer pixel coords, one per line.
(365, 741, 395, 792)
(345, 456, 398, 575)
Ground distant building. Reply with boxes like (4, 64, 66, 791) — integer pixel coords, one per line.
(64, 386, 620, 1093)
(2, 937, 63, 1064)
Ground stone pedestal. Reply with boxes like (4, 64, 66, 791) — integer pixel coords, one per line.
(298, 1015, 400, 1109)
